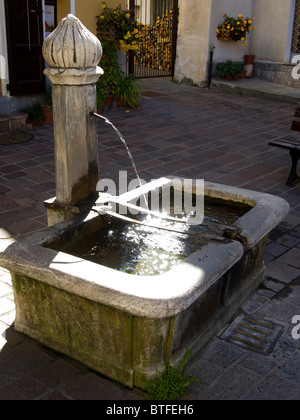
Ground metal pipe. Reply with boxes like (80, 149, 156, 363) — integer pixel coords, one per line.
(207, 43, 215, 88)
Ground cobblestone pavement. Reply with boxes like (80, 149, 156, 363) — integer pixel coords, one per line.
(0, 79, 299, 400)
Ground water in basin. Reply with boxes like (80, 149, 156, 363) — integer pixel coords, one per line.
(57, 198, 251, 276)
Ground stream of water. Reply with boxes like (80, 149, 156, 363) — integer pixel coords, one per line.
(93, 112, 149, 209)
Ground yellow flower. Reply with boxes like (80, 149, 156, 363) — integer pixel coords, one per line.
(249, 26, 253, 30)
(241, 26, 245, 31)
(241, 42, 247, 47)
(101, 2, 107, 8)
(126, 13, 131, 18)
(227, 25, 231, 29)
(248, 20, 252, 24)
(216, 29, 220, 33)
(100, 15, 104, 19)
(241, 37, 245, 41)
(238, 14, 243, 19)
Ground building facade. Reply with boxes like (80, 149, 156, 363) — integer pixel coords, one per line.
(0, 0, 299, 114)
(175, 0, 299, 87)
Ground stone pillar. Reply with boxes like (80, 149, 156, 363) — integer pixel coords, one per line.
(42, 14, 103, 226)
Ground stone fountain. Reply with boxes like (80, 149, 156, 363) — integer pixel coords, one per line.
(0, 16, 290, 389)
(42, 14, 103, 226)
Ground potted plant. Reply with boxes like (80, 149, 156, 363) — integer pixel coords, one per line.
(97, 38, 141, 110)
(41, 88, 53, 124)
(22, 104, 44, 127)
(216, 60, 243, 80)
(115, 74, 141, 110)
(216, 12, 255, 47)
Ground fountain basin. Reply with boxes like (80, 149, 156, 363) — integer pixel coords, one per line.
(0, 179, 289, 389)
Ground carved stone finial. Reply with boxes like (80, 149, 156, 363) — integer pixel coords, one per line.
(43, 14, 102, 69)
(43, 14, 103, 85)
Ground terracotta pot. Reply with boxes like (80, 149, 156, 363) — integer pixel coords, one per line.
(224, 75, 233, 81)
(42, 108, 53, 124)
(238, 70, 247, 79)
(105, 95, 115, 108)
(244, 55, 255, 65)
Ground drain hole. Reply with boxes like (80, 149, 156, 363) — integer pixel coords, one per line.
(221, 315, 283, 355)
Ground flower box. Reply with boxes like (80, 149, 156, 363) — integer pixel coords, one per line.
(216, 28, 232, 41)
(216, 12, 255, 47)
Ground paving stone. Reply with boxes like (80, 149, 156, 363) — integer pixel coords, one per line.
(244, 374, 299, 400)
(277, 248, 300, 269)
(265, 242, 290, 257)
(276, 352, 300, 387)
(60, 372, 140, 401)
(264, 280, 286, 293)
(187, 357, 225, 387)
(238, 353, 276, 376)
(30, 359, 83, 388)
(0, 296, 15, 315)
(266, 260, 300, 283)
(38, 390, 72, 400)
(276, 234, 300, 248)
(200, 338, 245, 368)
(0, 280, 12, 297)
(199, 366, 260, 400)
(0, 340, 53, 389)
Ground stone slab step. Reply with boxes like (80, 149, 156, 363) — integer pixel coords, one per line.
(0, 112, 28, 134)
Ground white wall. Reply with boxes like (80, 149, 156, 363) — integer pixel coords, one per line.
(251, 0, 296, 62)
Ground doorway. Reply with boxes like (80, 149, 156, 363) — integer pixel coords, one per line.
(5, 0, 45, 96)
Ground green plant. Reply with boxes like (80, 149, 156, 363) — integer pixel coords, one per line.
(216, 60, 243, 78)
(97, 38, 141, 110)
(22, 103, 44, 124)
(116, 74, 141, 109)
(144, 349, 199, 400)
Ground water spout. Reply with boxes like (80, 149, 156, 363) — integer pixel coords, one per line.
(92, 112, 148, 209)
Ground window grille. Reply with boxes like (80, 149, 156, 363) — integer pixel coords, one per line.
(292, 0, 300, 53)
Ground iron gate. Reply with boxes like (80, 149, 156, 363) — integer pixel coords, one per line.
(129, 0, 178, 78)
